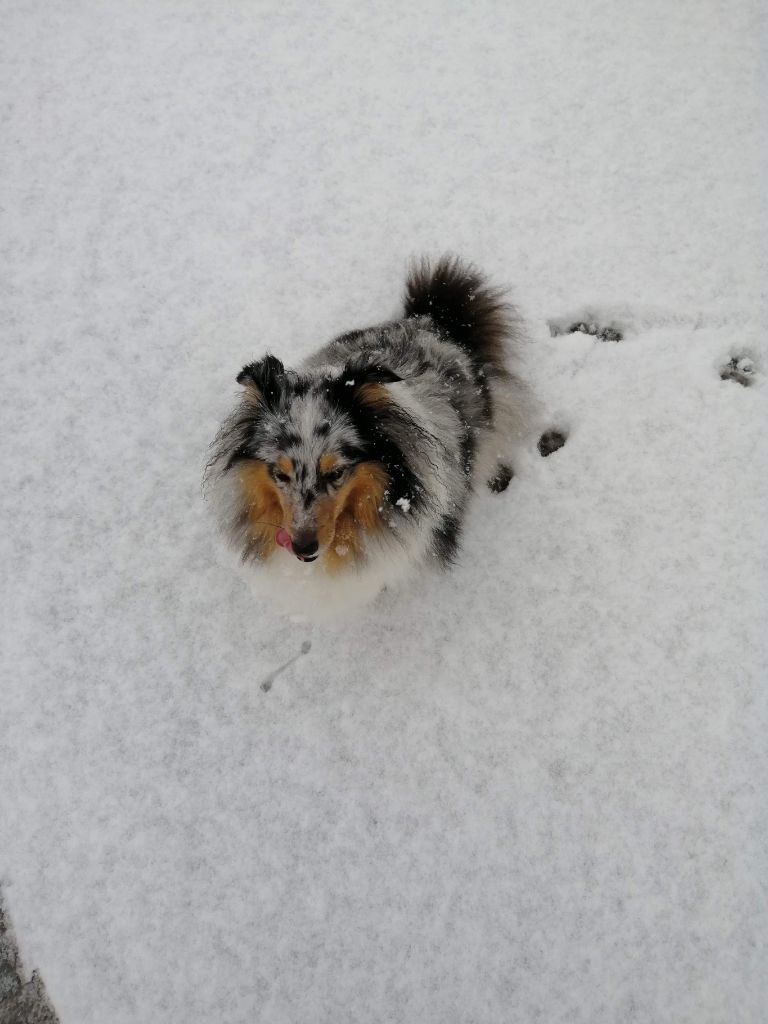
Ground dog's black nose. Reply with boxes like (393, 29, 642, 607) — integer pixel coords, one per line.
(292, 534, 319, 559)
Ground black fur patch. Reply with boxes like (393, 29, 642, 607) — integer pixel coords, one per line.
(216, 410, 267, 472)
(343, 362, 402, 387)
(475, 365, 493, 423)
(339, 442, 368, 462)
(459, 428, 476, 477)
(432, 514, 461, 564)
(404, 256, 511, 423)
(404, 256, 512, 375)
(279, 430, 301, 448)
(292, 376, 311, 397)
(223, 445, 252, 472)
(236, 354, 286, 411)
(327, 365, 427, 512)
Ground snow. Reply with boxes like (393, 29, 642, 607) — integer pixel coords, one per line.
(1, 2, 766, 1023)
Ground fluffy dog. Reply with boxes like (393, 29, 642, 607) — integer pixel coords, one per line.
(205, 256, 535, 615)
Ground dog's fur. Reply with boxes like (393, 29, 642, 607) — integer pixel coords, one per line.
(205, 256, 535, 616)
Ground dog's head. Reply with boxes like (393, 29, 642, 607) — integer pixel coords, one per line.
(209, 354, 420, 569)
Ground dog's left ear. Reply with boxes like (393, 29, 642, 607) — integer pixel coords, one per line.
(237, 354, 286, 408)
(336, 362, 401, 388)
(333, 363, 402, 411)
(359, 365, 402, 386)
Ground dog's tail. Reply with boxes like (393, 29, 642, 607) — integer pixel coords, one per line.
(403, 255, 517, 372)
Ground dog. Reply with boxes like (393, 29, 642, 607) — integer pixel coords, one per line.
(205, 256, 535, 616)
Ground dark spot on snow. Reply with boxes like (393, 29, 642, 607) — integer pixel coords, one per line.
(599, 327, 622, 342)
(719, 356, 755, 387)
(488, 464, 513, 493)
(568, 322, 623, 342)
(538, 430, 567, 457)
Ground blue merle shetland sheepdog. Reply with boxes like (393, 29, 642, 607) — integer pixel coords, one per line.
(205, 256, 536, 616)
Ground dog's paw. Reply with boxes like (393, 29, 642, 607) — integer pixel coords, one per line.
(538, 430, 567, 457)
(488, 464, 513, 493)
(719, 355, 756, 387)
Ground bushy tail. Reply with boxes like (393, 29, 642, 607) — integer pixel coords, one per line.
(403, 255, 516, 372)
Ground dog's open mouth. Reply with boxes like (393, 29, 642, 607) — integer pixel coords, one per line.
(275, 528, 318, 562)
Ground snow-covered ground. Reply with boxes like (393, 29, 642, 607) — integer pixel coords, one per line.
(2, 2, 766, 1022)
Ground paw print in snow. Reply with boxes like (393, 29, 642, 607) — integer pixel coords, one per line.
(538, 430, 567, 457)
(567, 321, 623, 342)
(720, 356, 756, 387)
(488, 464, 513, 493)
(548, 311, 624, 342)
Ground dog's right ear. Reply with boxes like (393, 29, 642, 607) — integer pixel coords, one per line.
(236, 354, 286, 407)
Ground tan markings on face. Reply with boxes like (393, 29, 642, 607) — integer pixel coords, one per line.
(276, 455, 293, 477)
(319, 452, 339, 475)
(315, 462, 389, 573)
(237, 461, 295, 558)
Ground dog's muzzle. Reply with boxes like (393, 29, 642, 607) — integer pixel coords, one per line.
(276, 528, 319, 562)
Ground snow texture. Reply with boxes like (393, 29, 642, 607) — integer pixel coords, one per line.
(1, 2, 767, 1022)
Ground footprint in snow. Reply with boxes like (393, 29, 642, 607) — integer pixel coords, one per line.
(548, 311, 624, 342)
(719, 356, 756, 387)
(567, 321, 623, 342)
(538, 430, 567, 457)
(550, 309, 759, 390)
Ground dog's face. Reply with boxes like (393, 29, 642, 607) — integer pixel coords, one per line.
(224, 355, 399, 569)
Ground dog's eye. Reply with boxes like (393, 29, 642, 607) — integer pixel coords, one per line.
(324, 467, 345, 486)
(273, 470, 291, 485)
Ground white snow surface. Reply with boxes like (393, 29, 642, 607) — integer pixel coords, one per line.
(2, 2, 767, 1022)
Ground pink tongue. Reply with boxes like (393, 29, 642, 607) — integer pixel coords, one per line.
(275, 528, 293, 552)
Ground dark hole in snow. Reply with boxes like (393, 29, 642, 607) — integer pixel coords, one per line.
(719, 356, 755, 387)
(538, 430, 567, 457)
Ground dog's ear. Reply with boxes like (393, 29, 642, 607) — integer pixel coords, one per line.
(358, 365, 402, 386)
(237, 354, 286, 407)
(335, 363, 402, 408)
